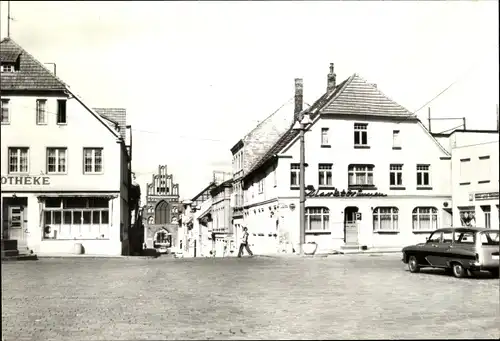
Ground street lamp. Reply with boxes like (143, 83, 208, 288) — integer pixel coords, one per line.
(292, 111, 313, 255)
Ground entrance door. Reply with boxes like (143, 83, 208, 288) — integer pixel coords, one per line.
(8, 205, 28, 248)
(344, 206, 359, 245)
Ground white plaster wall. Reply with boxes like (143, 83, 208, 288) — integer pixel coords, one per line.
(279, 116, 451, 197)
(1, 94, 123, 191)
(1, 94, 129, 255)
(451, 139, 499, 228)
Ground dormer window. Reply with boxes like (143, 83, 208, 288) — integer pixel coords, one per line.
(1, 63, 16, 73)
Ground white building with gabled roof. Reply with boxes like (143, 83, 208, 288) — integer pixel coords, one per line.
(241, 65, 454, 255)
(1, 38, 133, 256)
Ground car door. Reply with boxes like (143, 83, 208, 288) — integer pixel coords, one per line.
(433, 230, 454, 267)
(423, 231, 443, 266)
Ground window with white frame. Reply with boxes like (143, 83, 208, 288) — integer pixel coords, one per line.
(478, 156, 491, 183)
(47, 148, 67, 174)
(318, 163, 333, 187)
(481, 205, 491, 229)
(258, 179, 264, 194)
(290, 163, 300, 187)
(1, 99, 10, 124)
(373, 207, 399, 231)
(389, 164, 403, 187)
(354, 123, 368, 146)
(416, 164, 431, 187)
(348, 164, 374, 186)
(36, 99, 47, 124)
(459, 158, 471, 184)
(305, 207, 330, 231)
(42, 197, 110, 240)
(392, 130, 401, 149)
(1, 63, 15, 73)
(321, 128, 330, 146)
(8, 147, 29, 173)
(83, 148, 103, 173)
(412, 207, 438, 231)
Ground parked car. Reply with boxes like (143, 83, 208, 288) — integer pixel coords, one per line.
(402, 227, 499, 278)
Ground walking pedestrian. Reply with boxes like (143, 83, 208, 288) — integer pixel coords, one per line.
(237, 227, 253, 257)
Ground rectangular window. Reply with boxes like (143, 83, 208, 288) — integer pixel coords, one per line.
(318, 163, 333, 187)
(1, 64, 15, 72)
(305, 207, 330, 231)
(393, 130, 401, 149)
(478, 156, 491, 183)
(354, 123, 368, 146)
(290, 163, 300, 187)
(416, 164, 431, 187)
(321, 128, 330, 146)
(42, 197, 110, 240)
(389, 164, 403, 187)
(348, 164, 374, 187)
(83, 148, 103, 174)
(273, 167, 277, 187)
(453, 231, 475, 244)
(47, 148, 67, 174)
(1, 99, 10, 124)
(57, 99, 67, 124)
(459, 158, 471, 184)
(258, 179, 264, 194)
(373, 207, 399, 231)
(36, 99, 47, 125)
(481, 206, 491, 229)
(8, 147, 29, 173)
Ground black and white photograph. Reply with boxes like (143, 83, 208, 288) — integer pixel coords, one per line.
(1, 0, 499, 340)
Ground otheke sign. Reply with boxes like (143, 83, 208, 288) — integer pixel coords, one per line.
(1, 176, 51, 186)
(306, 187, 387, 198)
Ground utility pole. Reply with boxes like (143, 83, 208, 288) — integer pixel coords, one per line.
(428, 107, 432, 133)
(7, 1, 11, 38)
(462, 117, 466, 130)
(496, 104, 499, 132)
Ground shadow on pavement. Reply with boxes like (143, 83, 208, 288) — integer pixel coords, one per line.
(404, 268, 499, 280)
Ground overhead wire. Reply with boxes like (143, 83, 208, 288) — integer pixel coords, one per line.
(6, 97, 299, 144)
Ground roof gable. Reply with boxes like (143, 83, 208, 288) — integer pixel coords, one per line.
(320, 74, 413, 117)
(0, 38, 67, 91)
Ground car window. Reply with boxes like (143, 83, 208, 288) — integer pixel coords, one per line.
(454, 231, 475, 244)
(428, 231, 442, 243)
(479, 231, 499, 246)
(442, 232, 453, 244)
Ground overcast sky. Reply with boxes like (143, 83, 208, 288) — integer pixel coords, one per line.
(1, 1, 498, 201)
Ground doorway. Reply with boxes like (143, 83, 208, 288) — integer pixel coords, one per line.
(344, 206, 359, 245)
(2, 197, 29, 249)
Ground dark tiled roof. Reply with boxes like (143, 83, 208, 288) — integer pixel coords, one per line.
(0, 38, 67, 91)
(321, 74, 414, 117)
(244, 74, 417, 180)
(93, 108, 127, 140)
(0, 50, 21, 63)
(243, 78, 349, 180)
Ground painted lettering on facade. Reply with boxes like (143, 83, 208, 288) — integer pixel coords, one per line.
(474, 192, 499, 201)
(1, 176, 51, 186)
(305, 187, 387, 198)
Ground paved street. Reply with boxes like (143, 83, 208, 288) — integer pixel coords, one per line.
(2, 254, 499, 340)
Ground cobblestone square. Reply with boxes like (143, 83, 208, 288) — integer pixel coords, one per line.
(2, 255, 499, 340)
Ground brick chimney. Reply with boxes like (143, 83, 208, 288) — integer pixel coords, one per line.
(327, 63, 336, 94)
(294, 78, 303, 121)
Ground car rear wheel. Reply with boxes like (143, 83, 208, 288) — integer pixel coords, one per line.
(408, 255, 420, 273)
(451, 262, 467, 278)
(489, 269, 499, 278)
